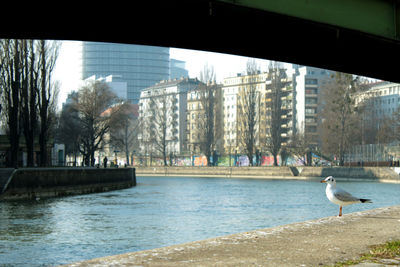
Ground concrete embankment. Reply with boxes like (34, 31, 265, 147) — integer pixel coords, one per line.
(136, 166, 400, 182)
(63, 205, 400, 267)
(0, 167, 136, 200)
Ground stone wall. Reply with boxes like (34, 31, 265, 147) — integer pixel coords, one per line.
(0, 167, 136, 200)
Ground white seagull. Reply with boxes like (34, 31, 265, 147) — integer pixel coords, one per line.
(321, 176, 372, 216)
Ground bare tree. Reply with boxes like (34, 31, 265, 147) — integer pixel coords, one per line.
(265, 62, 286, 166)
(197, 63, 220, 166)
(0, 40, 22, 167)
(37, 40, 59, 166)
(0, 39, 59, 167)
(320, 72, 360, 166)
(288, 131, 313, 165)
(148, 94, 177, 166)
(356, 96, 380, 145)
(109, 102, 139, 165)
(393, 107, 400, 142)
(73, 80, 117, 166)
(57, 92, 82, 166)
(376, 116, 396, 144)
(238, 59, 260, 166)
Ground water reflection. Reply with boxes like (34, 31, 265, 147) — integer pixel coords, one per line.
(0, 177, 399, 266)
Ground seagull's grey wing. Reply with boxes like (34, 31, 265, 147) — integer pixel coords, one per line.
(333, 188, 360, 202)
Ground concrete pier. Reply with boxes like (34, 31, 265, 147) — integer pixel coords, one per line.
(63, 205, 400, 267)
(0, 167, 136, 200)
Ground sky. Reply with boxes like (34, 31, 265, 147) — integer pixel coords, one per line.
(53, 41, 287, 108)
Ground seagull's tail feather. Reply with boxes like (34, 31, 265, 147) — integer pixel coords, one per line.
(360, 198, 372, 203)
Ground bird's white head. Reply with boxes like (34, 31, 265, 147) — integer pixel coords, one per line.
(320, 176, 336, 185)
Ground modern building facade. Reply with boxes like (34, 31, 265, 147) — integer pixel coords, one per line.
(82, 42, 170, 104)
(85, 75, 128, 100)
(170, 59, 189, 79)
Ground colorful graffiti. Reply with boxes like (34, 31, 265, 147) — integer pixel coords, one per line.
(133, 153, 329, 167)
(193, 156, 208, 166)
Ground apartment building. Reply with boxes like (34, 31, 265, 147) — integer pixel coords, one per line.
(292, 65, 332, 148)
(222, 71, 294, 154)
(265, 73, 294, 146)
(354, 81, 400, 118)
(138, 77, 202, 156)
(186, 83, 223, 154)
(222, 72, 269, 154)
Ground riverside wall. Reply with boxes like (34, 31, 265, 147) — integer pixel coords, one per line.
(136, 166, 400, 182)
(0, 167, 136, 200)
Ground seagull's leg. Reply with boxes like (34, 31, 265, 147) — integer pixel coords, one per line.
(339, 206, 342, 217)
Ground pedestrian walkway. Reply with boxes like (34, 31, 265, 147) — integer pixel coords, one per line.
(64, 206, 400, 267)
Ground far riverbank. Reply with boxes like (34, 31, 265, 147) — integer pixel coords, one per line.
(136, 166, 400, 183)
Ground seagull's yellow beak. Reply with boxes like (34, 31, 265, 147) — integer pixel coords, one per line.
(320, 179, 326, 183)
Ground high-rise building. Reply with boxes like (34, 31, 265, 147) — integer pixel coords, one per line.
(292, 65, 332, 148)
(82, 42, 170, 103)
(170, 59, 189, 79)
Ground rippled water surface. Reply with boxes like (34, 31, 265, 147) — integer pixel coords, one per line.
(1, 176, 399, 266)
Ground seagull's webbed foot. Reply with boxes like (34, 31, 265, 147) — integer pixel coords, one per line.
(338, 206, 342, 217)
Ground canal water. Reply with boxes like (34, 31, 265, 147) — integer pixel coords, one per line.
(1, 176, 400, 266)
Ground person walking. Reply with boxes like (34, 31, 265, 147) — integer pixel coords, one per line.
(103, 157, 108, 168)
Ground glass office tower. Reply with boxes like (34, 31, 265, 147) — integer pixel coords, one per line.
(82, 42, 170, 103)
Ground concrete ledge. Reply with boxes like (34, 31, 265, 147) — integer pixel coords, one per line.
(136, 166, 400, 182)
(0, 167, 136, 200)
(63, 205, 400, 267)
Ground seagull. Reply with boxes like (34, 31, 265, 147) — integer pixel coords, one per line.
(321, 176, 371, 216)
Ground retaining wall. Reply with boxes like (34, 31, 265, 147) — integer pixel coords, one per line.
(0, 167, 136, 200)
(136, 166, 400, 181)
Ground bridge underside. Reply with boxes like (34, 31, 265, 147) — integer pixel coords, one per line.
(2, 1, 399, 82)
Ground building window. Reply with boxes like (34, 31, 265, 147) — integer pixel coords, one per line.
(305, 88, 317, 94)
(305, 79, 318, 85)
(305, 98, 317, 104)
(305, 108, 316, 114)
(306, 126, 317, 133)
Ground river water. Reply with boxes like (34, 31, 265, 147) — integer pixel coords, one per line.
(1, 176, 400, 266)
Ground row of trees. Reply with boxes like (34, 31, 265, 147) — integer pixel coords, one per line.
(0, 39, 137, 168)
(58, 63, 400, 168)
(183, 62, 400, 167)
(0, 39, 59, 167)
